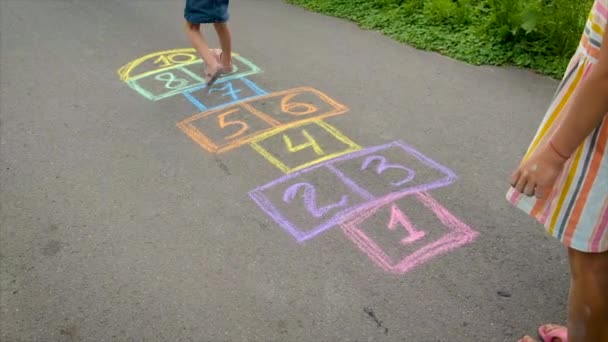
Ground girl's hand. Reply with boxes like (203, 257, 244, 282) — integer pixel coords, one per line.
(509, 141, 569, 199)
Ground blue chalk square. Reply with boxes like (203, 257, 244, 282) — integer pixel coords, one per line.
(183, 78, 268, 111)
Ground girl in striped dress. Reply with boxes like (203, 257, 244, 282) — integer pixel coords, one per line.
(507, 0, 608, 340)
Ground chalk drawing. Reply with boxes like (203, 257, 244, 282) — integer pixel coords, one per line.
(283, 183, 350, 218)
(249, 121, 361, 173)
(118, 48, 200, 81)
(209, 82, 242, 101)
(248, 141, 457, 242)
(176, 87, 349, 154)
(119, 47, 478, 276)
(155, 72, 191, 90)
(280, 93, 318, 116)
(360, 155, 416, 187)
(153, 52, 198, 68)
(387, 203, 426, 244)
(183, 78, 268, 112)
(283, 130, 325, 155)
(326, 142, 456, 199)
(130, 67, 205, 100)
(243, 87, 349, 127)
(341, 192, 478, 274)
(117, 48, 261, 100)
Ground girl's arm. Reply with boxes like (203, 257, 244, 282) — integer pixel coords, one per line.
(550, 27, 608, 158)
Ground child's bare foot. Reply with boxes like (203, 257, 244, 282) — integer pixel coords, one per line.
(518, 336, 536, 342)
(538, 324, 567, 342)
(518, 324, 567, 342)
(211, 48, 232, 73)
(203, 60, 224, 86)
(220, 53, 232, 73)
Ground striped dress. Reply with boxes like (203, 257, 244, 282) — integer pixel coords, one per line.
(506, 0, 608, 253)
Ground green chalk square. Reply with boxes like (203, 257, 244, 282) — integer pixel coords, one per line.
(126, 55, 262, 101)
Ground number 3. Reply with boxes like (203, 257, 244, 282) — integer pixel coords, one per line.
(360, 155, 415, 186)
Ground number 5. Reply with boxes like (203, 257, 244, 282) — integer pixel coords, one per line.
(218, 108, 249, 140)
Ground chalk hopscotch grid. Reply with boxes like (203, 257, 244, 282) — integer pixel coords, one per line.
(183, 77, 270, 112)
(249, 120, 363, 174)
(340, 191, 478, 274)
(118, 48, 478, 275)
(248, 141, 458, 242)
(121, 53, 262, 101)
(176, 87, 351, 154)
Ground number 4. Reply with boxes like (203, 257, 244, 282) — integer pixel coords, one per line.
(283, 130, 325, 155)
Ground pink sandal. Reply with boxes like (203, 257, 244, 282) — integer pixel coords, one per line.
(538, 324, 567, 342)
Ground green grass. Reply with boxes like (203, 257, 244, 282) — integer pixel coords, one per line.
(285, 0, 593, 78)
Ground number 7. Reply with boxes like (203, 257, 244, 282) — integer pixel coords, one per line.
(209, 82, 242, 101)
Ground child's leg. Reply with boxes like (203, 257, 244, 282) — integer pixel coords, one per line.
(213, 22, 232, 71)
(567, 247, 608, 341)
(185, 21, 221, 79)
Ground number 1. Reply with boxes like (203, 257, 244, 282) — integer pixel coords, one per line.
(388, 204, 425, 244)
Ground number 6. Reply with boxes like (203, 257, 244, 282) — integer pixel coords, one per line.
(281, 94, 318, 116)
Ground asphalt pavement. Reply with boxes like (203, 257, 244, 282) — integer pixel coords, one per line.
(1, 0, 571, 341)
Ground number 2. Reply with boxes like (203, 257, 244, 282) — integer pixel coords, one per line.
(283, 182, 348, 218)
(360, 155, 415, 186)
(388, 204, 425, 244)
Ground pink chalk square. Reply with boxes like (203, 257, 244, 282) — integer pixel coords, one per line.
(340, 192, 478, 275)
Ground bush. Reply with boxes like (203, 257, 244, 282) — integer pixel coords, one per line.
(286, 0, 594, 78)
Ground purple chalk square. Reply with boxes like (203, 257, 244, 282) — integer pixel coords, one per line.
(248, 141, 458, 243)
(249, 166, 371, 242)
(327, 141, 457, 199)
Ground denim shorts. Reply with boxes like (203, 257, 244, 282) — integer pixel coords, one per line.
(184, 0, 229, 24)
